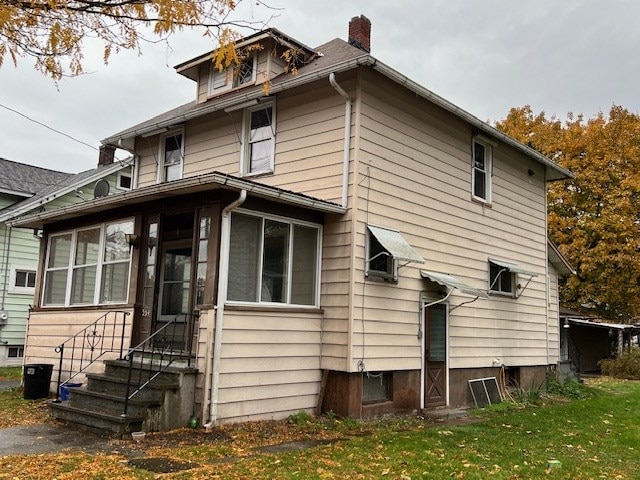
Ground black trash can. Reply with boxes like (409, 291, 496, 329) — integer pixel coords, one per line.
(23, 364, 53, 400)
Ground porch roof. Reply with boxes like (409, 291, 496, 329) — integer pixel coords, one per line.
(8, 171, 346, 229)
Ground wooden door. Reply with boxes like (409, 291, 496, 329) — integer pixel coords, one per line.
(424, 303, 447, 407)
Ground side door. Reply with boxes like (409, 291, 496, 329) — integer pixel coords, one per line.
(424, 303, 447, 407)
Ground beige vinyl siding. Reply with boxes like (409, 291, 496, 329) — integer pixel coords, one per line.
(215, 309, 322, 423)
(319, 215, 353, 371)
(134, 76, 352, 204)
(24, 309, 134, 384)
(547, 262, 560, 363)
(351, 69, 550, 372)
(197, 63, 209, 104)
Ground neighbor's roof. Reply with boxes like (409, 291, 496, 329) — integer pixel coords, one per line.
(102, 36, 573, 181)
(0, 157, 71, 198)
(0, 161, 130, 223)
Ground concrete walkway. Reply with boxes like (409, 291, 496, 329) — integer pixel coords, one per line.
(0, 379, 20, 391)
(0, 424, 121, 456)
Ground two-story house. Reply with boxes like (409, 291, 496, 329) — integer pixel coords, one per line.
(13, 16, 572, 431)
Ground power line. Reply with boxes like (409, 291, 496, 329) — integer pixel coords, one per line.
(0, 102, 98, 152)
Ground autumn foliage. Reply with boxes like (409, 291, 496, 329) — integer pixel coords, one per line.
(497, 105, 640, 321)
(0, 0, 263, 79)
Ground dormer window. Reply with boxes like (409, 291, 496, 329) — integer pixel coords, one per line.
(158, 130, 184, 183)
(208, 52, 257, 97)
(233, 56, 255, 88)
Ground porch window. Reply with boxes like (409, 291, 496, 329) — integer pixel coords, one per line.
(227, 212, 320, 306)
(43, 219, 134, 306)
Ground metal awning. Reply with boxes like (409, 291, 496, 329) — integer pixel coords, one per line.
(367, 225, 424, 263)
(421, 271, 489, 299)
(489, 258, 538, 277)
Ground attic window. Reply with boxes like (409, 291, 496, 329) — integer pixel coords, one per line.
(208, 52, 257, 96)
(366, 225, 424, 282)
(233, 56, 255, 87)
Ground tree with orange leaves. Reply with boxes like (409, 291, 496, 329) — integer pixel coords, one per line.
(497, 105, 640, 321)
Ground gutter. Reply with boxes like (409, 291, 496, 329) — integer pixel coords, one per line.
(204, 189, 247, 429)
(328, 73, 352, 208)
(8, 172, 346, 229)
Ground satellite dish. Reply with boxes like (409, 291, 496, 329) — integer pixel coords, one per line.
(94, 179, 110, 198)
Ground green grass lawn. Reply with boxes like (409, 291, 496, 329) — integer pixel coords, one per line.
(1, 378, 639, 479)
(0, 366, 22, 381)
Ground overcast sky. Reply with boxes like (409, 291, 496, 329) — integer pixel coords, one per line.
(2, 0, 639, 173)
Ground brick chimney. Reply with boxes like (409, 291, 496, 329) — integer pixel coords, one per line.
(348, 15, 371, 52)
(98, 144, 116, 166)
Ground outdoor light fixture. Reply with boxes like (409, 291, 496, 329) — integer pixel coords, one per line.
(124, 233, 139, 249)
(563, 318, 570, 329)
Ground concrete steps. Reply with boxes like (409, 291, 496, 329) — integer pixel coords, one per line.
(50, 358, 197, 437)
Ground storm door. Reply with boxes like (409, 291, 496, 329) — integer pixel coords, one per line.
(424, 303, 447, 407)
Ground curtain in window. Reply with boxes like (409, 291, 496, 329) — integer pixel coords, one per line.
(228, 214, 261, 301)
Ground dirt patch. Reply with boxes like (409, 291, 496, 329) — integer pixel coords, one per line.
(129, 457, 199, 473)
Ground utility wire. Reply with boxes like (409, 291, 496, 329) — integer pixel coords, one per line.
(0, 102, 98, 152)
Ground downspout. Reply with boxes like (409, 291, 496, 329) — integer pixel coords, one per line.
(204, 189, 246, 429)
(1, 225, 11, 310)
(329, 73, 352, 208)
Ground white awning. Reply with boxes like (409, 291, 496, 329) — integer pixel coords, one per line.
(367, 225, 424, 263)
(421, 271, 489, 299)
(489, 258, 538, 277)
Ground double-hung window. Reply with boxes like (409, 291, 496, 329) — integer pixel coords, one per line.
(227, 212, 320, 306)
(472, 138, 492, 202)
(159, 130, 184, 183)
(43, 219, 134, 306)
(241, 102, 275, 176)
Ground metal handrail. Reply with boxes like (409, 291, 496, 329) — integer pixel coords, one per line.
(54, 310, 131, 402)
(121, 313, 198, 417)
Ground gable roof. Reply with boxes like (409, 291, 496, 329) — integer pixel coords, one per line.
(548, 239, 576, 276)
(102, 36, 572, 181)
(0, 161, 131, 223)
(0, 157, 72, 198)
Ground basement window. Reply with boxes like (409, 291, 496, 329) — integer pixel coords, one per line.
(362, 372, 392, 404)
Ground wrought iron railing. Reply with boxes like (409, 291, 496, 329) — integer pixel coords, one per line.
(54, 310, 131, 402)
(121, 313, 198, 417)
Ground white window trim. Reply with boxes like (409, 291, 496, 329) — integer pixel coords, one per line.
(43, 219, 134, 307)
(157, 128, 185, 183)
(488, 260, 516, 297)
(8, 265, 36, 295)
(472, 138, 492, 203)
(226, 209, 322, 307)
(208, 52, 258, 97)
(240, 100, 276, 177)
(116, 171, 132, 191)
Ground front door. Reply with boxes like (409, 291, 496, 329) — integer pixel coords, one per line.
(424, 303, 447, 407)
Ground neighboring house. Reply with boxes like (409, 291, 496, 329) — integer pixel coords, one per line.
(0, 158, 71, 366)
(0, 156, 133, 366)
(12, 16, 574, 429)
